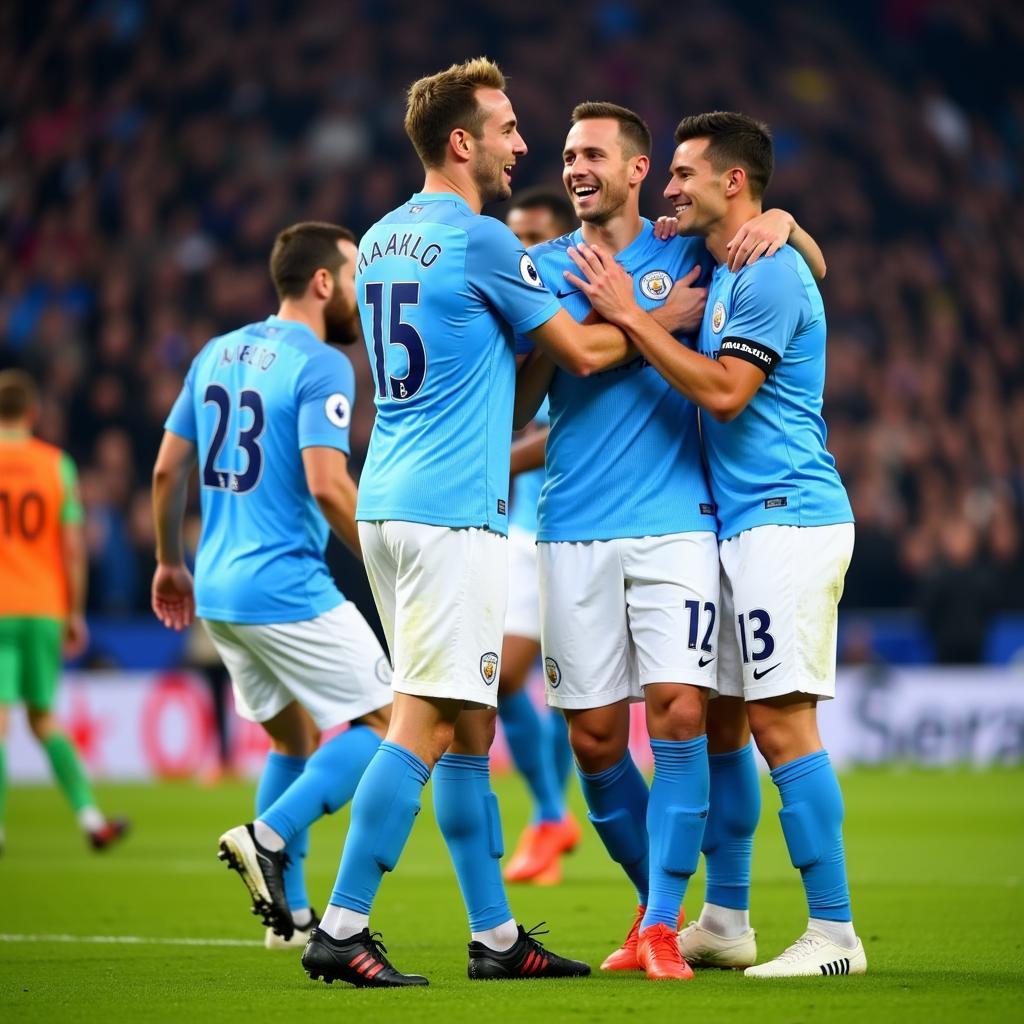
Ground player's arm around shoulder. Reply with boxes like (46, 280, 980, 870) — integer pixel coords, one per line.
(564, 242, 764, 423)
(151, 430, 198, 631)
(302, 446, 361, 558)
(515, 233, 635, 378)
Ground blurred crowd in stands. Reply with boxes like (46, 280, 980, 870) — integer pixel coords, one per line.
(2, 0, 1022, 662)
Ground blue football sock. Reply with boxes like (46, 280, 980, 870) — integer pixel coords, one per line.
(641, 737, 709, 930)
(578, 753, 650, 905)
(255, 751, 308, 912)
(547, 709, 573, 796)
(498, 690, 564, 824)
(328, 741, 430, 914)
(704, 742, 761, 910)
(260, 725, 381, 843)
(771, 749, 852, 922)
(433, 753, 513, 931)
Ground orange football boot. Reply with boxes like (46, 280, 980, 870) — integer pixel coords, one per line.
(637, 923, 694, 980)
(600, 905, 645, 971)
(503, 814, 582, 883)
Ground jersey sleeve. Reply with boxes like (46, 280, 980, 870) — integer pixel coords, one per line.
(296, 347, 355, 454)
(723, 256, 804, 362)
(58, 452, 84, 525)
(165, 361, 198, 441)
(466, 217, 562, 334)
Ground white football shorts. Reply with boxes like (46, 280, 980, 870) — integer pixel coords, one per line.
(504, 526, 541, 642)
(716, 522, 855, 702)
(358, 520, 508, 708)
(538, 532, 720, 710)
(203, 600, 393, 730)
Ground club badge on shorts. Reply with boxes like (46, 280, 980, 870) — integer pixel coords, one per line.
(544, 657, 562, 689)
(479, 652, 499, 685)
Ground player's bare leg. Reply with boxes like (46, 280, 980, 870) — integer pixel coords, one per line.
(499, 634, 579, 884)
(677, 696, 759, 968)
(744, 695, 865, 978)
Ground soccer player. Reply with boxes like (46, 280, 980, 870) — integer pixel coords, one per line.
(301, 58, 638, 989)
(500, 188, 581, 885)
(564, 111, 866, 978)
(151, 222, 393, 948)
(0, 369, 128, 854)
(514, 103, 825, 981)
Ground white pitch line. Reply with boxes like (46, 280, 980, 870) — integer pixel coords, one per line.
(0, 933, 263, 947)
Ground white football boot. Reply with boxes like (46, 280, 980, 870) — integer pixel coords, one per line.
(265, 915, 318, 950)
(744, 927, 866, 978)
(677, 921, 757, 968)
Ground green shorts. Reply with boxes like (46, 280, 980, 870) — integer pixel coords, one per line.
(0, 616, 63, 711)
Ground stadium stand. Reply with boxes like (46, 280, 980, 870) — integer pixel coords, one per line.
(2, 0, 1021, 663)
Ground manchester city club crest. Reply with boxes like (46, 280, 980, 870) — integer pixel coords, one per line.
(544, 656, 562, 689)
(639, 269, 671, 301)
(480, 651, 499, 685)
(711, 300, 727, 333)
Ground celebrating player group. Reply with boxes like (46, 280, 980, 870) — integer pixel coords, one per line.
(152, 55, 863, 987)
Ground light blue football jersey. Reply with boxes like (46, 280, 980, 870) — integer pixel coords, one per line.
(521, 221, 717, 542)
(165, 316, 354, 623)
(508, 399, 549, 536)
(354, 192, 561, 535)
(697, 245, 853, 540)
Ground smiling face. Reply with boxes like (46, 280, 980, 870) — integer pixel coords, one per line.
(562, 117, 641, 226)
(468, 87, 527, 204)
(663, 137, 730, 236)
(323, 238, 361, 346)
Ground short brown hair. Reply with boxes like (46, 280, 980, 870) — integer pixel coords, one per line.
(506, 187, 578, 235)
(404, 57, 506, 168)
(674, 111, 773, 199)
(571, 102, 652, 157)
(0, 369, 36, 421)
(269, 222, 356, 301)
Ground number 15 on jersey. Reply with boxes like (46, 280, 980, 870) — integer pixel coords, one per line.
(365, 282, 427, 402)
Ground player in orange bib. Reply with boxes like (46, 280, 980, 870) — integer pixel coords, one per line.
(0, 370, 127, 854)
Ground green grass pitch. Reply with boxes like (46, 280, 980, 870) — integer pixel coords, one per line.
(1, 768, 1022, 1022)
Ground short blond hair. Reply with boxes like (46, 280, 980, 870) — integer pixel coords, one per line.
(404, 57, 506, 168)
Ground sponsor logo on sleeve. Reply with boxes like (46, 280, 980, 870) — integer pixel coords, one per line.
(519, 254, 544, 288)
(638, 270, 672, 301)
(325, 393, 351, 429)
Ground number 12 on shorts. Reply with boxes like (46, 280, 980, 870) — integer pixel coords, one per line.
(737, 609, 775, 663)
